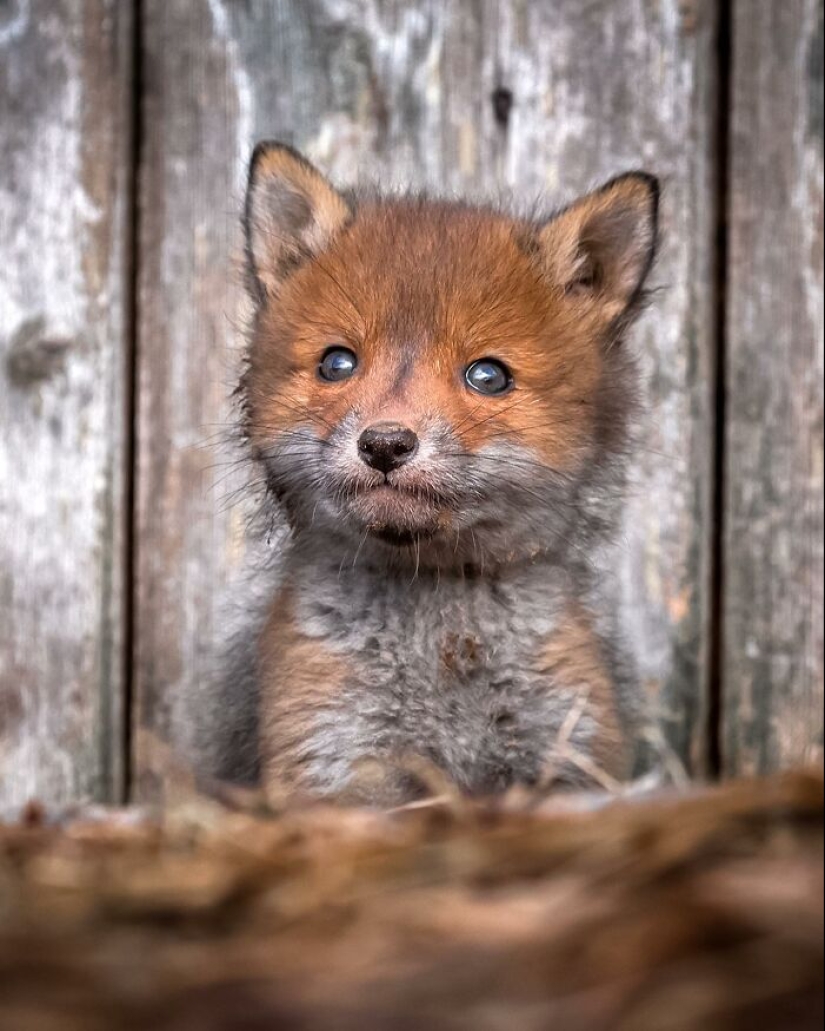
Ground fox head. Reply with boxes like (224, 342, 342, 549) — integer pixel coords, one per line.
(240, 143, 658, 570)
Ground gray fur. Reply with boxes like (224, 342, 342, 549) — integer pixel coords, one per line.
(202, 429, 658, 800)
(272, 540, 640, 798)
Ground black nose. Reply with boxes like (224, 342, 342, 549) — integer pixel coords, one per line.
(358, 423, 419, 474)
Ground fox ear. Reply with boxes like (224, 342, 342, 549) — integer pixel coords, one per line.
(538, 173, 659, 318)
(244, 142, 352, 299)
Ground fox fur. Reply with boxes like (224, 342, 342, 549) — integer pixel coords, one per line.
(202, 143, 663, 805)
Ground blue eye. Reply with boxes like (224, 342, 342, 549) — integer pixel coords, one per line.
(318, 347, 358, 382)
(465, 359, 513, 396)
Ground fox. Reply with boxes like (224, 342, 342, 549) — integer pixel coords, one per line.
(203, 142, 662, 806)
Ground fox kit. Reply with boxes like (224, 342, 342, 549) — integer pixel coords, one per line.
(210, 142, 660, 805)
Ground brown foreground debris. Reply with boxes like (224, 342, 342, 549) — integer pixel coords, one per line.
(0, 770, 822, 1031)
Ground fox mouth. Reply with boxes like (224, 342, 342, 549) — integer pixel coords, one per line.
(346, 481, 452, 544)
(355, 479, 454, 503)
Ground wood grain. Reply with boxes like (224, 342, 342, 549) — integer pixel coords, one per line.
(0, 0, 133, 805)
(723, 0, 824, 774)
(134, 0, 719, 799)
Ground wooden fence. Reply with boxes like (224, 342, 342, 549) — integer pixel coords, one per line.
(1, 0, 822, 806)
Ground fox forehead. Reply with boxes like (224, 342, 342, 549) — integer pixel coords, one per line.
(264, 199, 600, 370)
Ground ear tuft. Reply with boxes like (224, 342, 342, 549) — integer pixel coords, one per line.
(244, 142, 352, 300)
(538, 172, 660, 316)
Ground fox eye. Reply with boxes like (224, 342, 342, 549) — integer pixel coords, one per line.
(464, 359, 513, 396)
(318, 347, 358, 382)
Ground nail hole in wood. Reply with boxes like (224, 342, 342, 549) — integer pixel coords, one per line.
(492, 86, 514, 129)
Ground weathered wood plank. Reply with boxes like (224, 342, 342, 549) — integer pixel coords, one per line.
(0, 1, 133, 805)
(723, 0, 824, 774)
(135, 0, 718, 799)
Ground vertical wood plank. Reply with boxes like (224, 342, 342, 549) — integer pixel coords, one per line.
(135, 0, 718, 799)
(724, 0, 824, 774)
(0, 0, 132, 805)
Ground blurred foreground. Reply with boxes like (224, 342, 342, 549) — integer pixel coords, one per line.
(0, 771, 822, 1031)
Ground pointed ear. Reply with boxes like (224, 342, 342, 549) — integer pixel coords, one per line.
(538, 172, 659, 317)
(244, 142, 352, 299)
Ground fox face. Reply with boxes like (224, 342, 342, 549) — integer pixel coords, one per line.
(241, 144, 658, 569)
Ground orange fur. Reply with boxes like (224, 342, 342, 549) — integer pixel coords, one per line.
(535, 605, 632, 782)
(258, 589, 352, 797)
(247, 199, 627, 475)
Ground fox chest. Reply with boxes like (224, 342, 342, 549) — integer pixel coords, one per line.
(260, 566, 613, 799)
